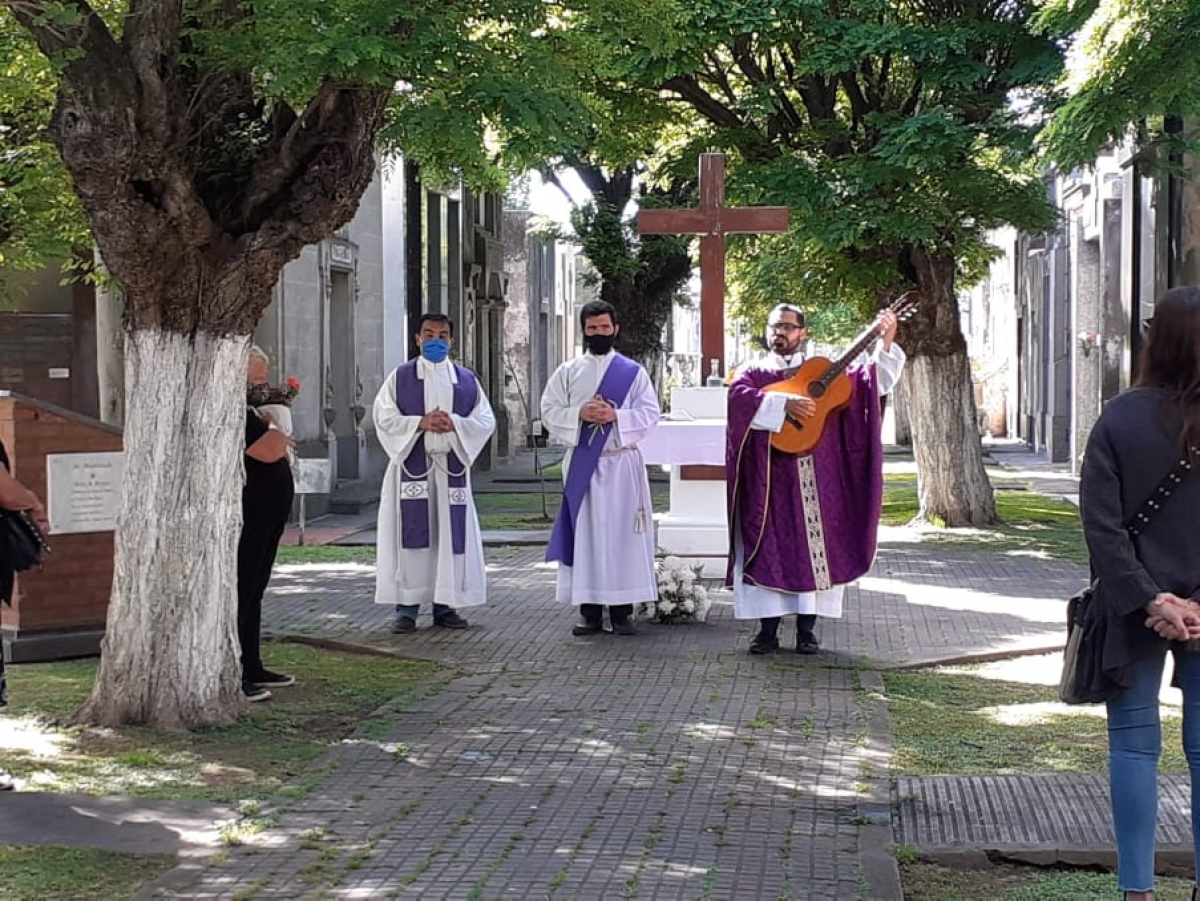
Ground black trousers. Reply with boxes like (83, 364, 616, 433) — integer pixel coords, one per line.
(758, 614, 817, 636)
(581, 603, 632, 625)
(237, 517, 287, 678)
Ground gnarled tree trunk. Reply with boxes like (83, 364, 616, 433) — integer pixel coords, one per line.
(10, 0, 390, 726)
(904, 246, 996, 526)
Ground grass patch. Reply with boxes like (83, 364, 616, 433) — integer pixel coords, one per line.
(473, 486, 669, 531)
(2, 642, 450, 801)
(0, 846, 177, 900)
(880, 485, 1086, 561)
(275, 545, 375, 565)
(902, 861, 1195, 899)
(883, 664, 1187, 775)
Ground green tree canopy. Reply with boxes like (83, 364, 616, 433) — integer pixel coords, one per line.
(1039, 0, 1200, 168)
(0, 24, 87, 296)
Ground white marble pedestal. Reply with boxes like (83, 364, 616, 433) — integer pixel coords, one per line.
(639, 387, 728, 577)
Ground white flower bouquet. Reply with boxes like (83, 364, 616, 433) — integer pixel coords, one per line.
(640, 555, 712, 624)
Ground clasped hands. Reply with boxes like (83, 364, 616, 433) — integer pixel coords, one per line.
(419, 409, 456, 434)
(1145, 593, 1200, 641)
(580, 395, 616, 425)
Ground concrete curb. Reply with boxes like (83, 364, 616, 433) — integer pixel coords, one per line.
(857, 670, 905, 900)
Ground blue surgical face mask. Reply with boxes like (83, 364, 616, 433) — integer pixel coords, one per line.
(420, 338, 450, 363)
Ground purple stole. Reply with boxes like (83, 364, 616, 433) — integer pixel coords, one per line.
(393, 361, 479, 555)
(545, 354, 641, 566)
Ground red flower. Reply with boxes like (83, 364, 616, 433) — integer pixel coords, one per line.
(285, 376, 301, 398)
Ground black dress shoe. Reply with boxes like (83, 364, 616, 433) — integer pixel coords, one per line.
(796, 633, 820, 655)
(392, 615, 417, 634)
(749, 633, 780, 655)
(434, 610, 469, 629)
(612, 618, 637, 636)
(572, 621, 603, 636)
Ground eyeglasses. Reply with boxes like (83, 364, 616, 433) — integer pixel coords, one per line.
(768, 322, 803, 333)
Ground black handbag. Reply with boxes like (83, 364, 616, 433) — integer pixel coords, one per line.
(1059, 451, 1195, 704)
(0, 509, 50, 573)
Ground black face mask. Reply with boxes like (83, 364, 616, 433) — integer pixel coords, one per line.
(583, 333, 615, 355)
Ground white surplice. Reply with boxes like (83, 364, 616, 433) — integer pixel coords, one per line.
(373, 358, 495, 608)
(732, 342, 907, 619)
(540, 351, 661, 605)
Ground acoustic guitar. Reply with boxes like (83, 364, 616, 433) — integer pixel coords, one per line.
(761, 292, 918, 455)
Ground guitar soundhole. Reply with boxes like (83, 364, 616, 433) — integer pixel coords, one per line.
(808, 383, 826, 399)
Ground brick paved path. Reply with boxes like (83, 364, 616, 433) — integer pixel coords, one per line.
(152, 541, 1085, 900)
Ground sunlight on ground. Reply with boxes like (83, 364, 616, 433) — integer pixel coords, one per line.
(856, 576, 1062, 624)
(948, 653, 1184, 725)
(274, 562, 374, 574)
(0, 717, 72, 757)
(984, 701, 1108, 725)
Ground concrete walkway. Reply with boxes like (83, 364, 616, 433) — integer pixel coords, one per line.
(124, 446, 1121, 899)
(10, 443, 1152, 899)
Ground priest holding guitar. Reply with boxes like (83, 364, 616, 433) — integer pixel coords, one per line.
(726, 297, 910, 655)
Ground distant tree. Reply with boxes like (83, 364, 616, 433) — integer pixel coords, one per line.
(0, 26, 87, 296)
(633, 0, 1065, 525)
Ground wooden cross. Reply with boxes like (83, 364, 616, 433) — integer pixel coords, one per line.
(637, 153, 789, 378)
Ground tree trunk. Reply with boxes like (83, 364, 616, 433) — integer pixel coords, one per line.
(74, 329, 247, 728)
(904, 246, 996, 527)
(94, 274, 125, 427)
(890, 371, 912, 446)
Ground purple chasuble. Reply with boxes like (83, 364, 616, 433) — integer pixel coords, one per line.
(393, 361, 479, 554)
(545, 354, 641, 566)
(725, 362, 884, 592)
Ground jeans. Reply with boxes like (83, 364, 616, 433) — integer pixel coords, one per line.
(1106, 646, 1200, 891)
(394, 603, 453, 620)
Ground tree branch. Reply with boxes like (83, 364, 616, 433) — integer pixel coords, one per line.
(248, 84, 391, 265)
(121, 0, 183, 147)
(662, 75, 746, 132)
(2, 0, 117, 59)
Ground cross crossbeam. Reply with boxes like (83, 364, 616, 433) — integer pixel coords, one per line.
(637, 154, 789, 377)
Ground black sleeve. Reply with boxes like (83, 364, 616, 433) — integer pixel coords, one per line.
(1079, 419, 1161, 616)
(245, 410, 267, 452)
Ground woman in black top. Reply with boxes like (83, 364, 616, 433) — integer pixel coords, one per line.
(0, 439, 51, 791)
(239, 351, 297, 701)
(1080, 286, 1200, 901)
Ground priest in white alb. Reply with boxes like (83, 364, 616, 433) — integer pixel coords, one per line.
(541, 300, 661, 636)
(373, 313, 495, 634)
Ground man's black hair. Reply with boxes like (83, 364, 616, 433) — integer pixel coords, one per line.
(417, 312, 455, 337)
(579, 300, 618, 329)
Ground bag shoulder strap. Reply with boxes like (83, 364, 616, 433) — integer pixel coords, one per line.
(1124, 445, 1198, 537)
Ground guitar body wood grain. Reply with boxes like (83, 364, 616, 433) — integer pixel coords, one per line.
(761, 357, 854, 455)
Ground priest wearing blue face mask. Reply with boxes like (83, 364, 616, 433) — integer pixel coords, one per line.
(373, 313, 496, 633)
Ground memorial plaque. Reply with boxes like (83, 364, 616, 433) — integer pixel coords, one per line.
(47, 452, 125, 535)
(295, 458, 332, 495)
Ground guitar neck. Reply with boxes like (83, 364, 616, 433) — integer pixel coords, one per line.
(816, 323, 883, 388)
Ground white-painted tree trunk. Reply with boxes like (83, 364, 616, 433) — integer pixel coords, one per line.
(76, 329, 248, 728)
(891, 371, 912, 446)
(907, 350, 997, 527)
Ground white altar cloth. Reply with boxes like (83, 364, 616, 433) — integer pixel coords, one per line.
(638, 419, 726, 466)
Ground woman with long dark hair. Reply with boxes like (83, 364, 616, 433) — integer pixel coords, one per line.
(1080, 286, 1200, 900)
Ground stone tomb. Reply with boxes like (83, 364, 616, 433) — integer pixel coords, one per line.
(639, 386, 728, 577)
(1, 392, 122, 662)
